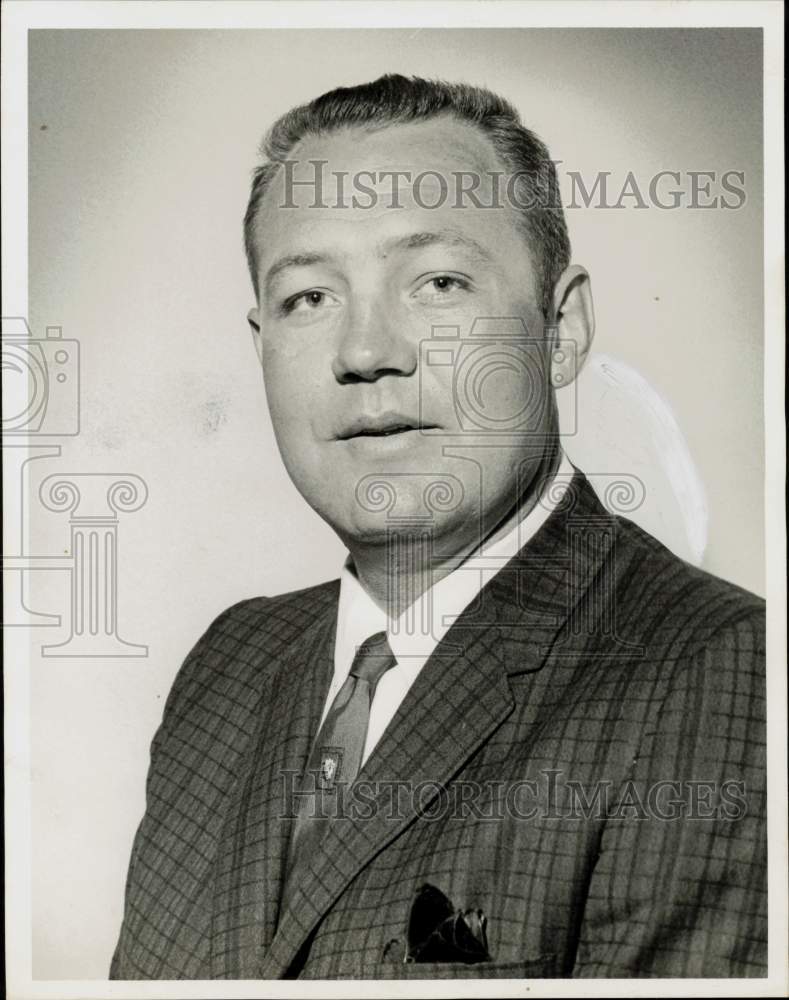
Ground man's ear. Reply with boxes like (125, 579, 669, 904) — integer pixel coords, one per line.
(548, 264, 595, 389)
(247, 306, 264, 366)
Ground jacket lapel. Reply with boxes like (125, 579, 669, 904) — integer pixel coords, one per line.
(209, 595, 337, 978)
(260, 470, 615, 978)
(259, 630, 516, 979)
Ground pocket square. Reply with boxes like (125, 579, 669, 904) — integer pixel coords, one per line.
(384, 882, 491, 964)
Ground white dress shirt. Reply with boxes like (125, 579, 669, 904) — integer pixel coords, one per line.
(319, 453, 575, 766)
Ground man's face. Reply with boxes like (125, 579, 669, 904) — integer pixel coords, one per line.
(248, 117, 556, 550)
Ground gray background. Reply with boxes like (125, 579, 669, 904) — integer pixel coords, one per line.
(27, 28, 764, 978)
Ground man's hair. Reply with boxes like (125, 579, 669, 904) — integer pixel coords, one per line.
(243, 74, 570, 315)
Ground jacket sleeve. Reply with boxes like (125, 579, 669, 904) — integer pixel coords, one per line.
(573, 607, 767, 977)
(109, 602, 245, 979)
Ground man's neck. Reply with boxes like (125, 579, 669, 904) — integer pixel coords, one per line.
(348, 442, 563, 617)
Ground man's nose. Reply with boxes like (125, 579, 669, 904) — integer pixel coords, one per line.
(332, 300, 418, 384)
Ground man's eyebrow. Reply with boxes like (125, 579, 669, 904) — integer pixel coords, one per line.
(381, 229, 493, 260)
(264, 252, 329, 292)
(263, 230, 492, 293)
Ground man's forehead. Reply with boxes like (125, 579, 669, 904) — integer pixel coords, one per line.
(251, 116, 526, 270)
(257, 116, 511, 216)
(293, 117, 503, 174)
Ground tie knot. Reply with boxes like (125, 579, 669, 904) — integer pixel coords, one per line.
(349, 631, 397, 691)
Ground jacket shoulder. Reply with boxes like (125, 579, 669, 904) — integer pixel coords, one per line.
(602, 516, 765, 717)
(156, 578, 340, 743)
(565, 469, 763, 640)
(206, 577, 341, 652)
(612, 512, 764, 637)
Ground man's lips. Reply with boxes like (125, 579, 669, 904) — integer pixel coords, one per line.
(353, 425, 417, 438)
(336, 412, 439, 439)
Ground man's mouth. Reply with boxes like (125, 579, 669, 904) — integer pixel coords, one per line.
(337, 413, 438, 440)
(352, 424, 417, 438)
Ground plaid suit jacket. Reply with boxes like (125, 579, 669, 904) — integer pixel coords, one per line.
(110, 470, 766, 979)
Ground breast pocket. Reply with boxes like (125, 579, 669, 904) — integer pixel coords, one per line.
(380, 954, 557, 979)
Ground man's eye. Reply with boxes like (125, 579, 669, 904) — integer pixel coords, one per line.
(281, 290, 335, 315)
(414, 275, 471, 300)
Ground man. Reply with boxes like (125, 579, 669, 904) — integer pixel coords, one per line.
(110, 75, 766, 979)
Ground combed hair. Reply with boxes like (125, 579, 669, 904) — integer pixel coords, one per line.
(243, 74, 570, 314)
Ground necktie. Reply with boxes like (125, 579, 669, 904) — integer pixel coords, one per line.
(285, 631, 397, 888)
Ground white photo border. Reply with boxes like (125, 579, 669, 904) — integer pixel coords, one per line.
(2, 3, 785, 999)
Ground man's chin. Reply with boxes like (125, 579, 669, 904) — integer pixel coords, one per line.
(324, 504, 467, 553)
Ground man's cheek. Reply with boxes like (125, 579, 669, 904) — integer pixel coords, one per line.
(263, 380, 311, 449)
(421, 370, 461, 430)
